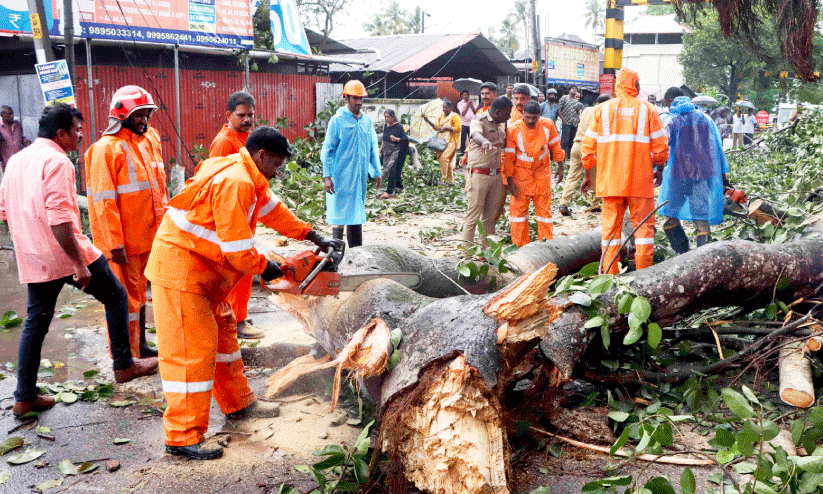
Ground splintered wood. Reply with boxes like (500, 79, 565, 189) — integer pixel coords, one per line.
(483, 263, 560, 344)
(383, 356, 508, 494)
(262, 318, 392, 407)
(779, 341, 815, 408)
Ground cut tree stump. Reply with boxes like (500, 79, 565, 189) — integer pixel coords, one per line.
(779, 341, 815, 408)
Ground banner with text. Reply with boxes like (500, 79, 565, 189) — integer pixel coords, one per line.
(36, 59, 76, 105)
(2, 0, 313, 54)
(544, 40, 600, 91)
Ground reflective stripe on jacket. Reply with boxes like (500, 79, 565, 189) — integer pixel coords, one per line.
(502, 117, 564, 195)
(581, 68, 669, 198)
(85, 128, 167, 256)
(145, 148, 311, 298)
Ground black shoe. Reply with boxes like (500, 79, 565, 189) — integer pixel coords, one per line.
(558, 204, 572, 217)
(139, 346, 158, 358)
(165, 443, 223, 460)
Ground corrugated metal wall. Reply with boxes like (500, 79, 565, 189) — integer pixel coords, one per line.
(74, 64, 327, 181)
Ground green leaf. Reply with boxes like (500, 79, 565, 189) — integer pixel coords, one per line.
(630, 296, 652, 323)
(35, 426, 51, 434)
(353, 456, 370, 484)
(82, 369, 99, 379)
(309, 466, 326, 488)
(0, 437, 24, 456)
(577, 262, 600, 277)
(58, 459, 79, 476)
(587, 275, 614, 295)
(311, 454, 344, 470)
(458, 265, 471, 277)
(6, 448, 45, 465)
(0, 469, 9, 484)
(617, 293, 633, 314)
(714, 427, 736, 448)
(610, 428, 630, 456)
(313, 444, 344, 456)
(0, 311, 23, 328)
(390, 328, 402, 348)
(792, 419, 806, 445)
(354, 420, 374, 455)
(35, 478, 63, 490)
(680, 467, 696, 494)
(387, 351, 401, 370)
(636, 430, 652, 452)
(59, 392, 78, 404)
(716, 446, 738, 464)
(530, 488, 552, 494)
(113, 438, 130, 445)
(277, 485, 298, 494)
(601, 324, 610, 349)
(623, 323, 643, 345)
(77, 462, 98, 474)
(109, 400, 135, 407)
(643, 476, 676, 494)
(647, 323, 662, 349)
(554, 275, 574, 294)
(608, 411, 630, 422)
(741, 385, 760, 406)
(722, 388, 755, 419)
(568, 292, 592, 307)
(653, 422, 673, 446)
(584, 316, 605, 329)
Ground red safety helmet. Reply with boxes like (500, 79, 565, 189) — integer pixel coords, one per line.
(342, 80, 367, 97)
(109, 85, 158, 121)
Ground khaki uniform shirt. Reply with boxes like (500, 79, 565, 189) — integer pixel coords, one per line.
(466, 111, 506, 170)
(574, 106, 597, 143)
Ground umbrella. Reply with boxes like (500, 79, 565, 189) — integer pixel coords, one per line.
(408, 98, 444, 144)
(515, 83, 540, 99)
(735, 100, 755, 109)
(452, 78, 483, 94)
(692, 95, 718, 106)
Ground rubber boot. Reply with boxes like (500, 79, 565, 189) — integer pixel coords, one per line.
(346, 224, 363, 248)
(332, 226, 344, 241)
(664, 224, 690, 255)
(696, 231, 711, 248)
(139, 305, 158, 358)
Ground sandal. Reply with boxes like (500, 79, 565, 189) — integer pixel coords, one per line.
(380, 193, 393, 199)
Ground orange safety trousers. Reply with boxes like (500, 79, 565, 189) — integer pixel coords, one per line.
(601, 197, 655, 275)
(107, 253, 149, 358)
(509, 190, 553, 247)
(226, 274, 253, 323)
(154, 284, 255, 447)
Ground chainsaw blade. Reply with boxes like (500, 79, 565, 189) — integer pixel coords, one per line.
(338, 272, 422, 291)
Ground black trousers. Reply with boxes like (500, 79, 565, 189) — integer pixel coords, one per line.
(332, 225, 362, 248)
(460, 125, 471, 153)
(15, 255, 132, 402)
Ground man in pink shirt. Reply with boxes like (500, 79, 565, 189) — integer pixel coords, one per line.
(0, 106, 30, 178)
(0, 104, 158, 418)
(456, 90, 476, 154)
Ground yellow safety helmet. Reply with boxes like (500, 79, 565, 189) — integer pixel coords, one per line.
(342, 80, 368, 97)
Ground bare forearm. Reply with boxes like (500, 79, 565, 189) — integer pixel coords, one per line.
(51, 222, 86, 268)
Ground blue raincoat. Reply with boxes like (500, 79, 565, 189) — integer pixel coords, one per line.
(659, 96, 729, 225)
(321, 107, 381, 225)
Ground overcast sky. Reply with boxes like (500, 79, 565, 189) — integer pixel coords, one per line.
(329, 1, 650, 43)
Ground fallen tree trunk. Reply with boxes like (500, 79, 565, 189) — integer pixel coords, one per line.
(266, 236, 823, 494)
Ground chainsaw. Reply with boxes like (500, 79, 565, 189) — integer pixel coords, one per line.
(264, 243, 421, 296)
(723, 185, 749, 216)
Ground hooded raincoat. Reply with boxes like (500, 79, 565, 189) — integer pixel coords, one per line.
(321, 107, 381, 225)
(659, 96, 729, 225)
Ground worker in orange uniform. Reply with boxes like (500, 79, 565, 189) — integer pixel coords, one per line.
(146, 126, 342, 460)
(208, 91, 263, 340)
(502, 101, 565, 246)
(581, 68, 669, 274)
(509, 84, 531, 123)
(85, 85, 167, 359)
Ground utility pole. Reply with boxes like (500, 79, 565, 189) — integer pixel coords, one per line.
(63, 0, 75, 87)
(528, 0, 540, 86)
(27, 0, 55, 64)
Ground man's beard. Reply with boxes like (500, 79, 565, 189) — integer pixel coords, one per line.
(123, 116, 147, 134)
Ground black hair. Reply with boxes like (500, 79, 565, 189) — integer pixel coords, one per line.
(460, 90, 469, 96)
(0, 105, 11, 114)
(569, 85, 579, 92)
(664, 87, 684, 102)
(490, 95, 514, 111)
(523, 101, 541, 115)
(480, 82, 498, 93)
(596, 94, 612, 104)
(227, 91, 256, 112)
(384, 108, 397, 119)
(443, 100, 454, 109)
(38, 103, 83, 139)
(245, 126, 292, 157)
(513, 85, 531, 97)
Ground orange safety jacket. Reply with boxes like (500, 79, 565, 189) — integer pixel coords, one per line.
(146, 126, 168, 204)
(502, 117, 565, 196)
(581, 68, 669, 198)
(85, 128, 167, 257)
(209, 124, 248, 158)
(145, 148, 311, 299)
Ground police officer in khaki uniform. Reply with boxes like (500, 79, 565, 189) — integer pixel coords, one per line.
(460, 96, 513, 248)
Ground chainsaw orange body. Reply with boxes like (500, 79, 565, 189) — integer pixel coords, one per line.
(265, 248, 343, 296)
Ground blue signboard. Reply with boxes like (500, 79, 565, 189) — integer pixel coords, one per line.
(35, 59, 76, 105)
(269, 0, 310, 56)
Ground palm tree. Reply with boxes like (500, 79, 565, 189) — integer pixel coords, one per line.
(407, 6, 423, 34)
(383, 1, 411, 34)
(511, 0, 527, 52)
(581, 0, 605, 38)
(496, 16, 520, 59)
(363, 12, 390, 35)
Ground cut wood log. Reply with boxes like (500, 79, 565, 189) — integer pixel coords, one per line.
(748, 198, 787, 225)
(779, 341, 815, 408)
(380, 356, 509, 494)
